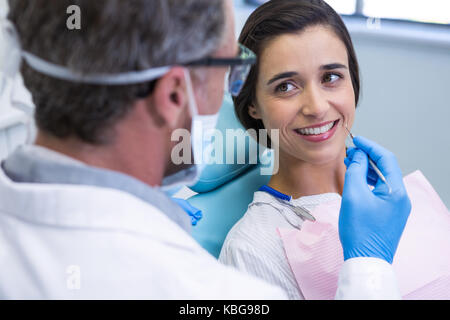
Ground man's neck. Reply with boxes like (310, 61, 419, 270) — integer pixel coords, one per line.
(35, 129, 166, 188)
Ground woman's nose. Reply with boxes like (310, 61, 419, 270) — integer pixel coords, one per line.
(299, 84, 329, 118)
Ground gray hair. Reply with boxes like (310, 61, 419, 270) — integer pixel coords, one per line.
(8, 0, 225, 144)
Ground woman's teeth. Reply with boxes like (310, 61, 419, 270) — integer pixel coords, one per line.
(297, 121, 335, 135)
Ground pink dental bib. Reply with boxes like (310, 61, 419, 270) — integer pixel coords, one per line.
(278, 170, 450, 299)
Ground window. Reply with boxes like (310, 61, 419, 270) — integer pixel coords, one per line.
(363, 0, 450, 25)
(323, 0, 357, 15)
(243, 0, 450, 25)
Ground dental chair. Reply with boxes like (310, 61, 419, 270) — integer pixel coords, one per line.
(181, 95, 274, 258)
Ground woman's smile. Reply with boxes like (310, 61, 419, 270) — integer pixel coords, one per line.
(293, 119, 340, 142)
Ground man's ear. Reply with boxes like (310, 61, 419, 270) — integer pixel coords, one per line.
(151, 67, 189, 129)
(248, 104, 262, 120)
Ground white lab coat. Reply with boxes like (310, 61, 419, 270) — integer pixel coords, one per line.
(0, 168, 400, 299)
(0, 169, 285, 299)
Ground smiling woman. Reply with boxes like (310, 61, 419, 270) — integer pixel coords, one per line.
(219, 0, 362, 299)
(252, 26, 356, 162)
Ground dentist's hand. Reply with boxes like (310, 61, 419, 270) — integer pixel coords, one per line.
(339, 136, 411, 264)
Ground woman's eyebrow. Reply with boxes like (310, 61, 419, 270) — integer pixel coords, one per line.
(320, 63, 347, 70)
(266, 64, 347, 86)
(266, 71, 299, 86)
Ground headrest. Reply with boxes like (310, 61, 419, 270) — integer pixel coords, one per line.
(189, 94, 269, 193)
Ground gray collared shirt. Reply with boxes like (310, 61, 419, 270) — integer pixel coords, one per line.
(1, 144, 191, 232)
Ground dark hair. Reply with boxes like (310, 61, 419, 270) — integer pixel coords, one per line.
(234, 0, 360, 147)
(8, 0, 225, 144)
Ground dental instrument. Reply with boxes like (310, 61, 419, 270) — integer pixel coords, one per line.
(345, 126, 392, 194)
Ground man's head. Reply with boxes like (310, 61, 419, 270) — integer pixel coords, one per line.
(8, 0, 237, 185)
(9, 0, 230, 143)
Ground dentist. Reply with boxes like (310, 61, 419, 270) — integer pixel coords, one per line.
(0, 0, 410, 299)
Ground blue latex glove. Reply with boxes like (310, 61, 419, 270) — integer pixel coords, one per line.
(339, 136, 411, 264)
(172, 198, 203, 226)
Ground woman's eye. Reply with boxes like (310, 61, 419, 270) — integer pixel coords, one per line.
(276, 82, 296, 93)
(323, 73, 341, 84)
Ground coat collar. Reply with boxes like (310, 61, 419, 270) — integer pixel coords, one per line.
(1, 145, 191, 232)
(0, 166, 201, 252)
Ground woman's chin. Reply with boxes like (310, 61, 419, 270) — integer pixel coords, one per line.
(289, 146, 346, 166)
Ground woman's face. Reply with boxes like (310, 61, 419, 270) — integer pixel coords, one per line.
(250, 25, 356, 166)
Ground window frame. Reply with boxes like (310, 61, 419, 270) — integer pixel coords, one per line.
(242, 0, 450, 27)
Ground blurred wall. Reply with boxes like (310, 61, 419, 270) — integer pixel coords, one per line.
(351, 32, 450, 207)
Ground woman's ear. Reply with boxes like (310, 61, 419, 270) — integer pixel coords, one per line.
(248, 104, 262, 120)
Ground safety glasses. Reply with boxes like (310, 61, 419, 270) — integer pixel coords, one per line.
(185, 43, 257, 97)
(22, 43, 256, 98)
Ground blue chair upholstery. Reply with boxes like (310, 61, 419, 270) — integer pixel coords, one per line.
(190, 165, 270, 258)
(185, 94, 274, 258)
(189, 94, 259, 193)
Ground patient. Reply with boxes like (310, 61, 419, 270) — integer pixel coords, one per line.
(219, 0, 360, 299)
